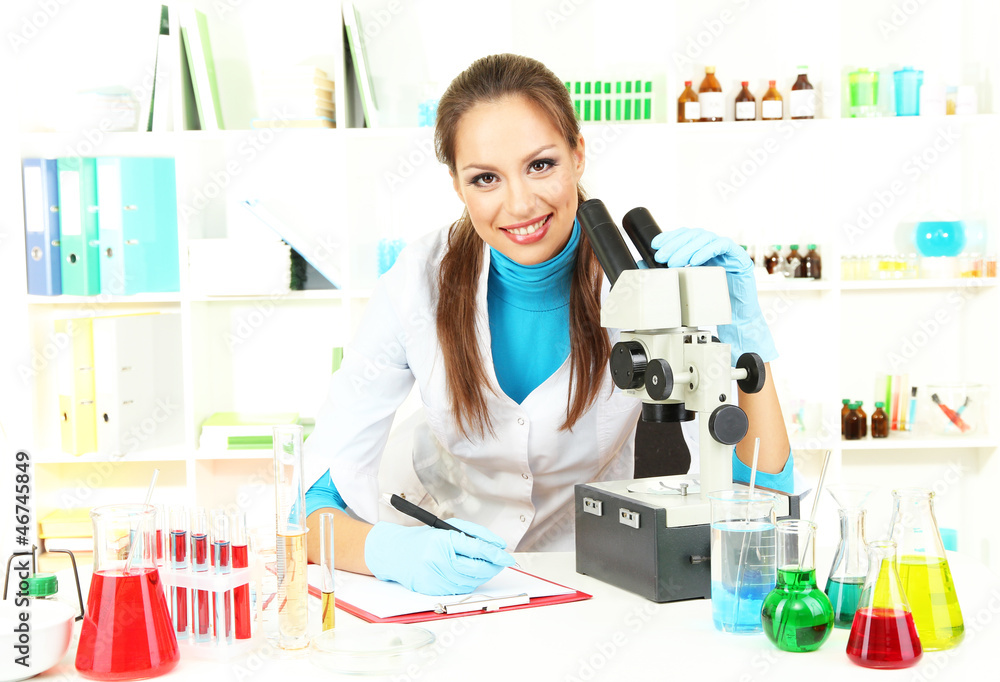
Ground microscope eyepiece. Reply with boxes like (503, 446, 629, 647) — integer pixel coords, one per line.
(622, 207, 665, 269)
(576, 199, 637, 287)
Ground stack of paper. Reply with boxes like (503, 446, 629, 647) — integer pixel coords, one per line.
(253, 66, 335, 129)
(39, 508, 93, 553)
(199, 412, 301, 451)
(187, 238, 292, 295)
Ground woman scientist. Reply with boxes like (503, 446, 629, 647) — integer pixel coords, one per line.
(302, 54, 792, 596)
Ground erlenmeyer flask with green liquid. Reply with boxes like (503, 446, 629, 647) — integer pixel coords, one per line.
(889, 488, 964, 650)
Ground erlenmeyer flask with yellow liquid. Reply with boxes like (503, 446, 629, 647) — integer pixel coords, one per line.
(889, 488, 964, 651)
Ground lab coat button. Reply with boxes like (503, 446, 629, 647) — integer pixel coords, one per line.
(522, 473, 529, 480)
(517, 417, 525, 425)
(519, 515, 527, 523)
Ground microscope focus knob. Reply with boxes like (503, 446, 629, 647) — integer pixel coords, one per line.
(611, 341, 647, 390)
(736, 353, 766, 394)
(645, 359, 673, 401)
(708, 404, 749, 445)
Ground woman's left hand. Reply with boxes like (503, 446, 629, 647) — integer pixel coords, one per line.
(650, 228, 777, 365)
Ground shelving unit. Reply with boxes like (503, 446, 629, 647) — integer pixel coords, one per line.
(1, 0, 998, 569)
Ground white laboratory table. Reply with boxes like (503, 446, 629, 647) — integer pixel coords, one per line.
(35, 550, 1000, 682)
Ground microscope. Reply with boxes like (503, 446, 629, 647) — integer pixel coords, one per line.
(573, 199, 801, 603)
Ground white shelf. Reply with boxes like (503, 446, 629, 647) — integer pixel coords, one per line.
(194, 448, 273, 461)
(839, 278, 999, 291)
(757, 279, 832, 292)
(32, 445, 190, 465)
(840, 436, 998, 451)
(189, 289, 373, 302)
(27, 293, 183, 305)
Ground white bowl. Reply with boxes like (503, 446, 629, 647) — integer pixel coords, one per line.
(0, 599, 75, 682)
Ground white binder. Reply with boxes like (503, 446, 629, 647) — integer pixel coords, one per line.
(93, 313, 185, 457)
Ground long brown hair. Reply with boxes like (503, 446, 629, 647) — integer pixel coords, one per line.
(434, 53, 610, 440)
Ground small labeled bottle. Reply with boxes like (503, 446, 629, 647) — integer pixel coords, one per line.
(803, 244, 822, 280)
(678, 81, 700, 123)
(871, 402, 889, 438)
(766, 245, 782, 275)
(842, 398, 851, 436)
(857, 401, 868, 438)
(787, 245, 804, 278)
(735, 81, 756, 121)
(699, 67, 724, 122)
(844, 402, 863, 440)
(762, 80, 783, 120)
(790, 66, 816, 119)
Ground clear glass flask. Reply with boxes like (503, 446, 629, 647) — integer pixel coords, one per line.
(846, 540, 922, 669)
(75, 504, 180, 680)
(889, 488, 964, 650)
(274, 425, 309, 649)
(761, 519, 834, 651)
(825, 485, 872, 628)
(709, 490, 777, 633)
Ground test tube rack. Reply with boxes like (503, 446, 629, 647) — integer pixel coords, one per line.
(157, 563, 263, 658)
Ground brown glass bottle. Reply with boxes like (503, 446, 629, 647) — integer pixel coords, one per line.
(698, 67, 723, 122)
(761, 80, 783, 120)
(841, 399, 851, 436)
(856, 401, 868, 437)
(790, 66, 815, 119)
(844, 402, 863, 440)
(787, 244, 804, 278)
(871, 402, 889, 438)
(802, 244, 822, 280)
(678, 81, 700, 123)
(735, 81, 755, 121)
(765, 245, 783, 274)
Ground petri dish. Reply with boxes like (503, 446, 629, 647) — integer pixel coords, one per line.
(310, 624, 436, 676)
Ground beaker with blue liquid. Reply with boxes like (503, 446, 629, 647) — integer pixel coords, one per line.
(709, 490, 778, 633)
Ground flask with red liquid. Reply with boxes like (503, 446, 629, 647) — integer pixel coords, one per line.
(75, 504, 179, 680)
(846, 539, 922, 669)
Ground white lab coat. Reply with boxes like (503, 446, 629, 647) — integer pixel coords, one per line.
(303, 227, 699, 551)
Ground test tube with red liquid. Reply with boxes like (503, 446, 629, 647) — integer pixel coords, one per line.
(232, 512, 252, 640)
(212, 509, 233, 644)
(169, 506, 189, 639)
(191, 508, 211, 643)
(155, 504, 166, 566)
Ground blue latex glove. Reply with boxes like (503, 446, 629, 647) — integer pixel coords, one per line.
(365, 518, 516, 596)
(651, 228, 777, 365)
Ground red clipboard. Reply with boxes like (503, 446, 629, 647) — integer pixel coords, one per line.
(306, 568, 592, 624)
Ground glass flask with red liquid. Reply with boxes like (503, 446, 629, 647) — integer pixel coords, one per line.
(75, 504, 180, 680)
(846, 539, 922, 669)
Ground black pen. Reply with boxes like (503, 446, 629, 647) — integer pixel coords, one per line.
(388, 494, 477, 539)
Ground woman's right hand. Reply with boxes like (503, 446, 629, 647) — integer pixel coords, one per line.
(364, 519, 516, 595)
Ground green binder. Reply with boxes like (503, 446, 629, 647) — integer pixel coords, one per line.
(57, 157, 101, 296)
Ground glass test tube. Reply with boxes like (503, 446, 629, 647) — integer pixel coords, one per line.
(231, 512, 252, 640)
(191, 508, 211, 643)
(320, 512, 336, 631)
(212, 509, 232, 644)
(169, 506, 189, 639)
(155, 504, 167, 565)
(274, 425, 308, 650)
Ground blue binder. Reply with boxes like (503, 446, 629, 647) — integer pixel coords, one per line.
(97, 157, 179, 294)
(57, 157, 101, 296)
(22, 158, 62, 295)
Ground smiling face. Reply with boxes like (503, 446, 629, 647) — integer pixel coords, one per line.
(451, 95, 586, 266)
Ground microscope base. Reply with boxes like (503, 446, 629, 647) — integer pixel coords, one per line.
(574, 479, 803, 603)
